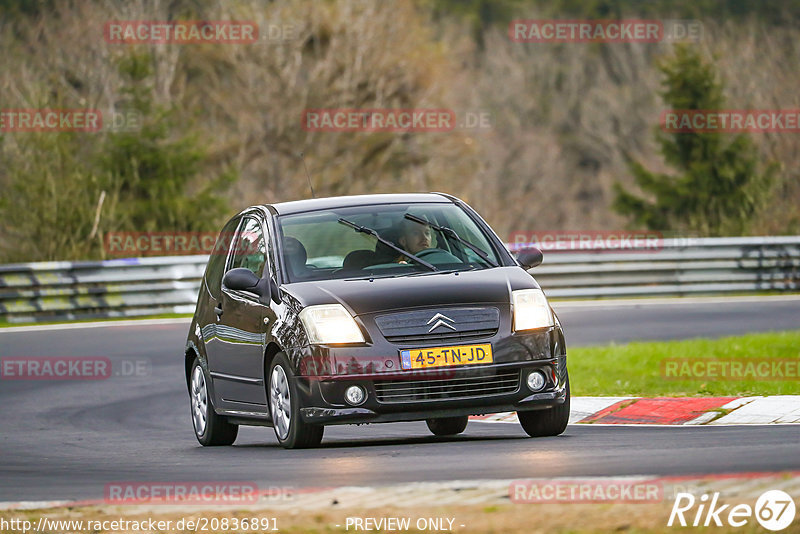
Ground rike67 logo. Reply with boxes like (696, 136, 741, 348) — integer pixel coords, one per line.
(669, 490, 796, 531)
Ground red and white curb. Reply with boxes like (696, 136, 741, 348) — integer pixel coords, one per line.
(470, 396, 800, 425)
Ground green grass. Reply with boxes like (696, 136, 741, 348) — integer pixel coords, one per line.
(570, 330, 800, 397)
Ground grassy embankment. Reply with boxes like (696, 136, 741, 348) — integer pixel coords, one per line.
(570, 330, 800, 397)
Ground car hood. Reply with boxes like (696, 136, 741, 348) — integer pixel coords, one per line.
(280, 266, 541, 316)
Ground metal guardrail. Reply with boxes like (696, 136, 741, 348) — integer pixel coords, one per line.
(527, 236, 800, 299)
(0, 256, 207, 323)
(0, 237, 798, 323)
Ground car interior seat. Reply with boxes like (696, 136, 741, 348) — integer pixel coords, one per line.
(283, 236, 311, 279)
(342, 249, 376, 271)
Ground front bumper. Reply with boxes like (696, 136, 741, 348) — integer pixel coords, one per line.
(289, 327, 568, 425)
(284, 325, 567, 425)
(300, 379, 567, 425)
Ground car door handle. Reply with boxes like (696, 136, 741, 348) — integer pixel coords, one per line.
(214, 305, 223, 317)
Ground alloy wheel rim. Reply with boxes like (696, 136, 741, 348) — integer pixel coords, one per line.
(270, 366, 291, 440)
(191, 365, 208, 436)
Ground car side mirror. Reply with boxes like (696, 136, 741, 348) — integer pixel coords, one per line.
(222, 268, 280, 304)
(516, 247, 543, 269)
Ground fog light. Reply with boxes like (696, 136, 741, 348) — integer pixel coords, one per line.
(344, 385, 366, 406)
(526, 370, 547, 392)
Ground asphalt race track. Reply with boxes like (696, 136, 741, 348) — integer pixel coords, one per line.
(1, 297, 799, 502)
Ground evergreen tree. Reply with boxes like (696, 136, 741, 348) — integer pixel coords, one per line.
(613, 45, 777, 236)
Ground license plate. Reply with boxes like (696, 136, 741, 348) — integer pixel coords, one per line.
(400, 344, 493, 370)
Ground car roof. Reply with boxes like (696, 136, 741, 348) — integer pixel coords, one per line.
(265, 193, 455, 216)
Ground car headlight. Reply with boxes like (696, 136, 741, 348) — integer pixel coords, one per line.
(512, 289, 554, 331)
(298, 304, 365, 344)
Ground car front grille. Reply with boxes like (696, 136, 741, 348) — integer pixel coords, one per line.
(383, 329, 497, 345)
(374, 369, 520, 403)
(375, 307, 500, 345)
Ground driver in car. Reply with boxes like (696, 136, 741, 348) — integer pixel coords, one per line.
(395, 218, 433, 263)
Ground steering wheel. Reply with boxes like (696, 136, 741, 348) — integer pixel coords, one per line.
(415, 248, 441, 258)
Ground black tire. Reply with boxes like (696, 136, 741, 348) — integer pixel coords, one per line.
(268, 352, 324, 449)
(426, 416, 469, 436)
(189, 357, 238, 446)
(518, 375, 570, 438)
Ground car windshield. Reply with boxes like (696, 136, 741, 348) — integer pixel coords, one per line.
(277, 202, 502, 283)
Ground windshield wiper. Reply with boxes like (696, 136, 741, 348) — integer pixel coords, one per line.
(346, 272, 409, 281)
(404, 213, 499, 267)
(407, 267, 476, 277)
(337, 218, 437, 271)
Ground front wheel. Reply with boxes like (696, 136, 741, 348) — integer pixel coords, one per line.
(189, 357, 238, 446)
(518, 375, 570, 437)
(268, 353, 324, 449)
(426, 416, 469, 436)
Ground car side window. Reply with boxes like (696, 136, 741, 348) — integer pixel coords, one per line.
(228, 217, 267, 278)
(205, 216, 241, 300)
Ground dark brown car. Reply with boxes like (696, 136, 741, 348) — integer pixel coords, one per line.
(185, 193, 569, 448)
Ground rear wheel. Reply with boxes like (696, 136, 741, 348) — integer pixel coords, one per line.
(426, 416, 469, 436)
(190, 357, 238, 446)
(268, 352, 324, 449)
(518, 375, 570, 437)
